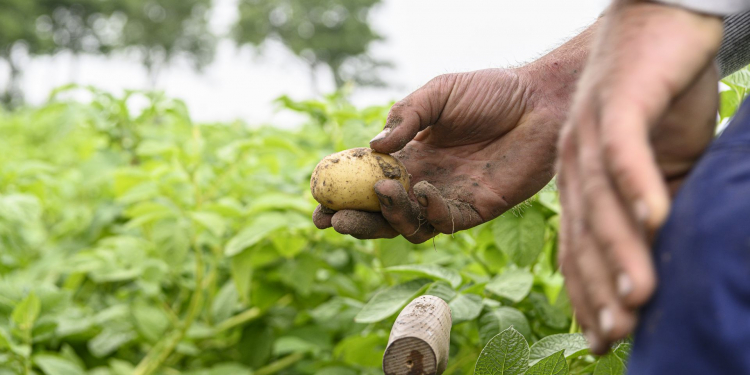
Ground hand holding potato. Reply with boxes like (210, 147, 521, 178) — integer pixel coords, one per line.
(312, 22, 599, 242)
(313, 67, 577, 242)
(311, 148, 409, 212)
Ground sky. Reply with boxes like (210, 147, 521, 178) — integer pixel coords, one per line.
(4, 0, 609, 126)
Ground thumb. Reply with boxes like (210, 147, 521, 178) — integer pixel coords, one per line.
(370, 74, 456, 153)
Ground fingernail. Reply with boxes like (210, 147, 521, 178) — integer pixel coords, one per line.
(417, 194, 428, 207)
(618, 273, 633, 297)
(585, 331, 600, 350)
(376, 192, 393, 208)
(599, 308, 613, 336)
(634, 199, 649, 224)
(370, 129, 389, 144)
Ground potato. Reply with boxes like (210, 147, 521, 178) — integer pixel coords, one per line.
(310, 148, 410, 212)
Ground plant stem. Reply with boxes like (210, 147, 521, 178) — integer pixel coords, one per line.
(133, 247, 205, 375)
(470, 251, 493, 276)
(254, 352, 305, 375)
(214, 307, 262, 333)
(569, 313, 579, 334)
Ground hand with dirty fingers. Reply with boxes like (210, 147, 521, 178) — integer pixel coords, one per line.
(312, 23, 598, 242)
(313, 69, 557, 242)
(557, 1, 723, 354)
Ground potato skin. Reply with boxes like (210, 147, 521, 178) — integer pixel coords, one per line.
(310, 148, 410, 212)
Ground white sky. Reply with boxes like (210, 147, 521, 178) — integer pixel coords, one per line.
(3, 0, 609, 125)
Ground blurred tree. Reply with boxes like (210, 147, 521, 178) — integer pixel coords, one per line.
(113, 0, 216, 86)
(234, 0, 388, 91)
(34, 0, 119, 83)
(0, 0, 216, 106)
(0, 1, 47, 106)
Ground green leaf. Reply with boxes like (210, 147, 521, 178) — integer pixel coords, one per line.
(377, 237, 412, 267)
(527, 293, 569, 330)
(273, 336, 319, 355)
(492, 206, 546, 266)
(12, 291, 41, 331)
(593, 353, 626, 375)
(529, 333, 589, 365)
(272, 234, 307, 258)
(190, 211, 227, 237)
(225, 213, 288, 256)
(723, 68, 750, 88)
(211, 281, 239, 323)
(314, 367, 357, 375)
(239, 322, 274, 368)
(132, 300, 170, 343)
(183, 363, 253, 375)
(247, 193, 314, 214)
(385, 264, 462, 288)
(614, 342, 632, 363)
(425, 281, 457, 301)
(486, 268, 534, 302)
(230, 248, 254, 305)
(34, 354, 86, 375)
(278, 253, 327, 296)
(425, 281, 482, 324)
(88, 327, 137, 358)
(720, 89, 741, 121)
(333, 333, 387, 368)
(450, 293, 483, 324)
(354, 279, 431, 323)
(525, 350, 568, 375)
(109, 358, 135, 375)
(0, 328, 10, 350)
(537, 191, 560, 214)
(474, 327, 530, 375)
(479, 307, 532, 344)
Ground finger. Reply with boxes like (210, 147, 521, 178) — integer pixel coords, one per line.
(330, 210, 398, 239)
(599, 101, 671, 232)
(573, 119, 638, 343)
(578, 114, 657, 307)
(580, 160, 656, 307)
(413, 180, 483, 234)
(312, 205, 334, 229)
(559, 252, 602, 352)
(373, 179, 436, 243)
(558, 134, 602, 351)
(575, 227, 637, 347)
(559, 128, 635, 349)
(370, 74, 457, 154)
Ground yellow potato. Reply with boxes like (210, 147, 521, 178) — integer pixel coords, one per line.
(310, 148, 410, 212)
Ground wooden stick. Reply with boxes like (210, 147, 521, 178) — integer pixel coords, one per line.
(383, 295, 452, 375)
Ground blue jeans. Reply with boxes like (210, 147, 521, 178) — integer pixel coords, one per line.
(629, 100, 750, 374)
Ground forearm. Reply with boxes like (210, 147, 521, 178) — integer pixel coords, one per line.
(520, 19, 602, 122)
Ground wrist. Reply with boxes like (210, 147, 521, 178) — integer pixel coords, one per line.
(514, 19, 601, 127)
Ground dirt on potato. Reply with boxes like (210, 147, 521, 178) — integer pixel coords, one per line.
(310, 148, 409, 212)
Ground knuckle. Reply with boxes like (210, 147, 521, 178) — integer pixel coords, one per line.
(430, 73, 458, 87)
(601, 135, 622, 161)
(581, 174, 609, 199)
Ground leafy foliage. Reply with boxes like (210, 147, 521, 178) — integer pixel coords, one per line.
(720, 66, 750, 129)
(3, 80, 746, 374)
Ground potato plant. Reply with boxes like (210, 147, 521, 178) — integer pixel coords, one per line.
(0, 70, 746, 375)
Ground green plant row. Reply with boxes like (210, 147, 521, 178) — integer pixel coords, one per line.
(1, 66, 749, 374)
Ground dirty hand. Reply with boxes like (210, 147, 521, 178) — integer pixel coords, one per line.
(557, 1, 722, 353)
(313, 58, 581, 242)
